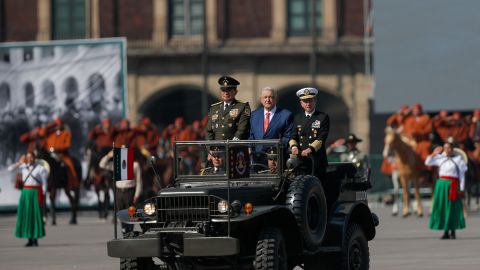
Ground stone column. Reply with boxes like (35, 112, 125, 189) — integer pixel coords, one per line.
(323, 0, 337, 42)
(206, 0, 218, 45)
(90, 0, 100, 38)
(153, 0, 168, 46)
(353, 74, 373, 152)
(271, 0, 286, 43)
(37, 0, 51, 40)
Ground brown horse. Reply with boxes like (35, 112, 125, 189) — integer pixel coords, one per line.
(36, 147, 81, 225)
(86, 148, 112, 219)
(384, 127, 424, 217)
(466, 143, 480, 210)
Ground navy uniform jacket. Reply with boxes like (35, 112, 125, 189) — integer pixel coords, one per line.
(206, 99, 251, 140)
(289, 111, 330, 179)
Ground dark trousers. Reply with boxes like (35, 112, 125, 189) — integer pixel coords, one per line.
(115, 187, 135, 233)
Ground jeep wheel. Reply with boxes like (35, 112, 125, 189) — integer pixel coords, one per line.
(340, 223, 369, 270)
(120, 232, 156, 270)
(286, 175, 327, 251)
(254, 227, 288, 270)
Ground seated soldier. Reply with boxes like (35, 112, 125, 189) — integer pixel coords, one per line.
(201, 146, 226, 175)
(258, 147, 278, 174)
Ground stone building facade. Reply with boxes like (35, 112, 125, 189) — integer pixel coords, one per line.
(0, 0, 373, 151)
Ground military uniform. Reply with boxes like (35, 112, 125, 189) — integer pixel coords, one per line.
(289, 88, 330, 180)
(206, 76, 251, 140)
(200, 167, 226, 176)
(339, 133, 369, 177)
(206, 99, 251, 140)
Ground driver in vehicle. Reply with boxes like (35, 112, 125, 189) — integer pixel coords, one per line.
(201, 146, 226, 175)
(258, 147, 278, 174)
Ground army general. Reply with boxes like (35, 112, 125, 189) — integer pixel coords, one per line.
(206, 76, 251, 140)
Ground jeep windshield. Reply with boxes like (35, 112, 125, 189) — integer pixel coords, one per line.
(173, 140, 284, 183)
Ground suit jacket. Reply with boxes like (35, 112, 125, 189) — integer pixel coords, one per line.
(206, 99, 251, 140)
(249, 107, 294, 147)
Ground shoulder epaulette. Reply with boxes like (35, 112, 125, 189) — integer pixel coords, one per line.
(211, 101, 222, 107)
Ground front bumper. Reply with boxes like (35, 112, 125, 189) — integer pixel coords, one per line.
(107, 234, 239, 258)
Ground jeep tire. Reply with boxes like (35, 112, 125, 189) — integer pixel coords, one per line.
(254, 227, 288, 270)
(120, 232, 156, 270)
(340, 223, 369, 270)
(286, 175, 327, 251)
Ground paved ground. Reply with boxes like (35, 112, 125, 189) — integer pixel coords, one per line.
(1, 205, 480, 269)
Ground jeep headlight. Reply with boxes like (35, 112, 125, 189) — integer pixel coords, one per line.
(217, 200, 229, 213)
(143, 203, 156, 216)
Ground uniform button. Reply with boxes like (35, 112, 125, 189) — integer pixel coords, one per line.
(222, 134, 225, 136)
(300, 136, 303, 139)
(222, 125, 224, 128)
(309, 136, 311, 139)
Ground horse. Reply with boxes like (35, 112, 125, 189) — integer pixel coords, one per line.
(85, 147, 112, 219)
(466, 143, 480, 211)
(384, 127, 425, 217)
(36, 147, 81, 225)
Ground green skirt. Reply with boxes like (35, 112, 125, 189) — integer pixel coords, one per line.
(15, 188, 45, 239)
(429, 178, 465, 230)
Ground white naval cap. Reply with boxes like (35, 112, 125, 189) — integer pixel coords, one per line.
(296, 87, 318, 100)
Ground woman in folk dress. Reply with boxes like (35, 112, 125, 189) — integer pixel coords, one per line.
(425, 143, 467, 239)
(8, 152, 48, 246)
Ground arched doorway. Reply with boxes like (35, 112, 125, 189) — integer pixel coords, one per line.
(138, 86, 218, 129)
(24, 82, 34, 108)
(0, 82, 11, 108)
(277, 86, 350, 143)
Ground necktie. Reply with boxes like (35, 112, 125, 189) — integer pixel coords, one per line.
(306, 114, 311, 119)
(264, 112, 270, 132)
(224, 103, 229, 111)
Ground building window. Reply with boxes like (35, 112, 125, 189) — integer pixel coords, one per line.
(23, 48, 34, 62)
(288, 0, 322, 36)
(170, 0, 204, 36)
(52, 0, 86, 40)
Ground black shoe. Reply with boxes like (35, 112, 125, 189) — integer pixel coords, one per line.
(441, 232, 450, 239)
(25, 239, 34, 247)
(450, 230, 456, 239)
(33, 239, 38, 246)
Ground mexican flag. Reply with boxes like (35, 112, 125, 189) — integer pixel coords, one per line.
(113, 147, 134, 180)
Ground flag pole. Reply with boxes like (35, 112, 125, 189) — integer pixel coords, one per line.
(113, 141, 117, 240)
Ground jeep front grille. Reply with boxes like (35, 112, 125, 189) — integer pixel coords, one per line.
(156, 195, 225, 223)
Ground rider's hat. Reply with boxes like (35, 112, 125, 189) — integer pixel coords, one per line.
(296, 87, 318, 100)
(346, 133, 362, 143)
(218, 76, 240, 91)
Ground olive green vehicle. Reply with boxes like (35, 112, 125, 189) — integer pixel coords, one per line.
(107, 140, 379, 270)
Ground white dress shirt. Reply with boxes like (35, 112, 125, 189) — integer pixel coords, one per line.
(305, 109, 316, 118)
(425, 154, 468, 191)
(264, 106, 277, 122)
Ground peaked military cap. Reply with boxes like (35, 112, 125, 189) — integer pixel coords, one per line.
(346, 133, 362, 143)
(218, 76, 240, 90)
(296, 87, 318, 100)
(209, 146, 226, 155)
(265, 147, 278, 160)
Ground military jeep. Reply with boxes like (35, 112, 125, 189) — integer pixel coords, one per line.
(107, 140, 379, 270)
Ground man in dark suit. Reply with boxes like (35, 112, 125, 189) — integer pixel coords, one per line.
(249, 86, 293, 166)
(206, 76, 251, 140)
(250, 86, 293, 146)
(289, 87, 330, 180)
